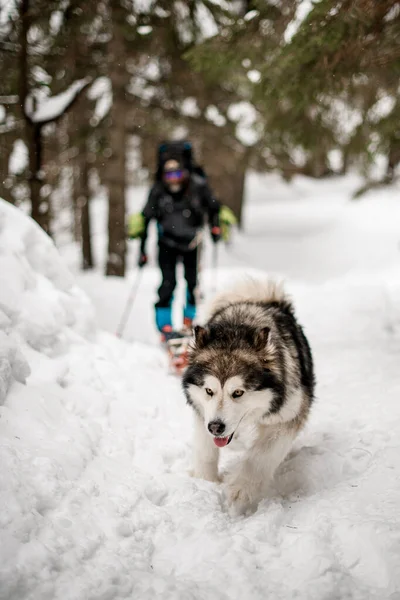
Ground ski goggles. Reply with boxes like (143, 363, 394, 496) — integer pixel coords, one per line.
(163, 169, 184, 181)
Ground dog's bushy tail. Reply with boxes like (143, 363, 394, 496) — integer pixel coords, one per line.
(208, 277, 292, 316)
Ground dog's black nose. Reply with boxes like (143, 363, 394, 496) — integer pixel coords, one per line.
(208, 420, 226, 436)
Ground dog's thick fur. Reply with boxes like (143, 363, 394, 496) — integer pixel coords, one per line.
(182, 278, 315, 516)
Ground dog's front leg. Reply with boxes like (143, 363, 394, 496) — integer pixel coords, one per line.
(224, 431, 295, 516)
(191, 414, 220, 482)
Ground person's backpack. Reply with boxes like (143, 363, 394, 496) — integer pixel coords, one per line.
(156, 141, 207, 181)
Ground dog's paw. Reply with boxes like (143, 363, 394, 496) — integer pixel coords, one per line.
(190, 467, 221, 483)
(223, 475, 262, 516)
(224, 482, 254, 516)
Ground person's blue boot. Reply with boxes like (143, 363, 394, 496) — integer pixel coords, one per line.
(155, 306, 172, 339)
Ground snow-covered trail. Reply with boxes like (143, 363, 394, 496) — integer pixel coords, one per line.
(2, 174, 400, 600)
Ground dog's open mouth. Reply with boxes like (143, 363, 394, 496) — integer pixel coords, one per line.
(213, 432, 234, 448)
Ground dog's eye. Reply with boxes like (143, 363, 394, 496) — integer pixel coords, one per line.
(232, 389, 244, 399)
(205, 388, 214, 397)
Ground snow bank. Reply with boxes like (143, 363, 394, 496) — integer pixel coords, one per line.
(0, 200, 94, 352)
(0, 199, 186, 600)
(0, 199, 101, 596)
(0, 197, 96, 407)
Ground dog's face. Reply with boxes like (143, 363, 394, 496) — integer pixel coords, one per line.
(182, 324, 283, 447)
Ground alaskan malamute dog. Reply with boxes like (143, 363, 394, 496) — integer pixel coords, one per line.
(182, 279, 315, 516)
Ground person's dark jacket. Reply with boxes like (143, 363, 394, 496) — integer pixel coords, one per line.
(140, 174, 220, 254)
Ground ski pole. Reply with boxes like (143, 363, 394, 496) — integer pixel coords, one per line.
(116, 268, 143, 339)
(211, 242, 219, 294)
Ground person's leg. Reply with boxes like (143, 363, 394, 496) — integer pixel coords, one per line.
(182, 247, 198, 327)
(155, 244, 177, 331)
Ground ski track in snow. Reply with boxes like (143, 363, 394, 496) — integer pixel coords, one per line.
(1, 173, 400, 599)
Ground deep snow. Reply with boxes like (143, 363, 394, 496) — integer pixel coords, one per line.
(1, 173, 400, 600)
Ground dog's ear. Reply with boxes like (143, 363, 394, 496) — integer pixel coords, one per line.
(254, 327, 270, 351)
(194, 325, 209, 349)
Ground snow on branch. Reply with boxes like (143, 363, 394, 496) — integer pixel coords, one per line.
(179, 97, 201, 118)
(88, 77, 112, 123)
(205, 105, 226, 127)
(0, 95, 19, 104)
(195, 2, 219, 41)
(284, 0, 323, 43)
(132, 0, 155, 12)
(227, 101, 260, 146)
(25, 77, 91, 125)
(368, 95, 396, 124)
(0, 119, 23, 135)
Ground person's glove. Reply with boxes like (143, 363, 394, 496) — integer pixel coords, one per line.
(127, 213, 145, 239)
(220, 205, 237, 242)
(138, 253, 148, 268)
(211, 226, 221, 244)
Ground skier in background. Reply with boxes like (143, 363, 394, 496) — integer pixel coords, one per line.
(129, 141, 221, 342)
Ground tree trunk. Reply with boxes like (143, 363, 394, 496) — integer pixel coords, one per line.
(141, 135, 156, 174)
(72, 113, 94, 268)
(80, 158, 94, 270)
(210, 161, 247, 227)
(305, 149, 330, 178)
(71, 112, 84, 244)
(340, 145, 350, 175)
(104, 3, 127, 277)
(386, 136, 400, 182)
(233, 163, 247, 226)
(72, 165, 82, 242)
(19, 0, 51, 235)
(0, 135, 14, 203)
(201, 135, 248, 228)
(69, 84, 95, 269)
(29, 123, 51, 234)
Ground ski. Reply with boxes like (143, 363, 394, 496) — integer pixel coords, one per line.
(161, 331, 192, 375)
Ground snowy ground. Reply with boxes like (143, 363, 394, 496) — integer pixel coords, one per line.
(1, 173, 400, 600)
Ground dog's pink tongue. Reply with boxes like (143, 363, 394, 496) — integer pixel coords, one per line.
(213, 436, 229, 448)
